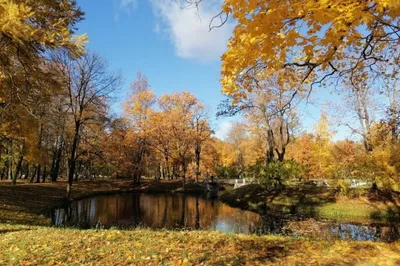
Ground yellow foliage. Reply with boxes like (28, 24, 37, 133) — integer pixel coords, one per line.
(221, 0, 400, 100)
(0, 0, 87, 55)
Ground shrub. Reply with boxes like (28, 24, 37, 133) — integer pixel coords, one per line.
(246, 161, 304, 189)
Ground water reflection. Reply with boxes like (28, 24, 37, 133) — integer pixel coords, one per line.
(53, 194, 262, 234)
(53, 193, 400, 242)
(287, 220, 400, 242)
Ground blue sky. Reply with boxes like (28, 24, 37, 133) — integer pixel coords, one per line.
(75, 0, 350, 140)
(75, 0, 240, 139)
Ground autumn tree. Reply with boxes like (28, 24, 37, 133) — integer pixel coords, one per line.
(219, 0, 400, 102)
(225, 122, 249, 176)
(146, 111, 173, 180)
(380, 62, 400, 144)
(312, 110, 334, 179)
(54, 51, 120, 197)
(190, 105, 212, 183)
(218, 73, 301, 163)
(199, 137, 219, 178)
(158, 92, 199, 184)
(286, 133, 314, 180)
(0, 0, 87, 185)
(123, 73, 156, 183)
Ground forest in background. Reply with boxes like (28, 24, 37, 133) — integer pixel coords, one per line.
(0, 0, 399, 197)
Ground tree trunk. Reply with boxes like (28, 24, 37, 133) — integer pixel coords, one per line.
(390, 106, 398, 144)
(266, 129, 275, 163)
(42, 165, 47, 183)
(25, 164, 29, 179)
(182, 162, 187, 186)
(51, 139, 62, 182)
(276, 148, 285, 162)
(7, 160, 12, 181)
(195, 144, 201, 183)
(0, 165, 5, 180)
(29, 165, 36, 183)
(12, 155, 23, 185)
(36, 164, 41, 183)
(164, 148, 171, 180)
(354, 86, 373, 152)
(14, 156, 23, 180)
(67, 125, 80, 198)
(7, 144, 13, 181)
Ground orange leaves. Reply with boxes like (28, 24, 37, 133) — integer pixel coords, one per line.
(117, 73, 215, 180)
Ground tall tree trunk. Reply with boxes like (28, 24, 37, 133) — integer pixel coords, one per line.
(67, 122, 80, 198)
(266, 128, 275, 163)
(195, 144, 201, 183)
(182, 162, 187, 186)
(15, 155, 23, 177)
(7, 160, 12, 181)
(164, 148, 171, 180)
(354, 86, 373, 152)
(12, 155, 23, 185)
(51, 137, 63, 182)
(25, 164, 29, 179)
(36, 164, 41, 183)
(0, 166, 5, 180)
(42, 165, 47, 183)
(7, 145, 13, 181)
(29, 165, 36, 183)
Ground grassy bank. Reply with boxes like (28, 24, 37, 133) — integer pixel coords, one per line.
(0, 226, 399, 265)
(219, 184, 400, 223)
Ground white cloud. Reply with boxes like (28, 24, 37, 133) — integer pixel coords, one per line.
(114, 0, 138, 21)
(214, 121, 233, 140)
(150, 0, 234, 62)
(120, 0, 138, 12)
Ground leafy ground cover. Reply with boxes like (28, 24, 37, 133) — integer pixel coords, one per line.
(1, 227, 400, 265)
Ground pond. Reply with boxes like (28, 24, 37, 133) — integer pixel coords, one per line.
(53, 193, 400, 242)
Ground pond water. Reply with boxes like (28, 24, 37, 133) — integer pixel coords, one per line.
(53, 193, 400, 242)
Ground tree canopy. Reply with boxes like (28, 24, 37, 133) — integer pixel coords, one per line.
(221, 0, 400, 102)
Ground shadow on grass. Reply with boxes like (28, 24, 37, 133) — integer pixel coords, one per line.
(0, 228, 36, 234)
(220, 184, 400, 241)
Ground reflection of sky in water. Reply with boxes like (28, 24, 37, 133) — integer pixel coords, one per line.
(53, 194, 400, 241)
(215, 221, 232, 233)
(329, 224, 378, 241)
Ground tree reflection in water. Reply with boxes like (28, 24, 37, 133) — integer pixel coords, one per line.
(53, 193, 400, 242)
(54, 193, 262, 234)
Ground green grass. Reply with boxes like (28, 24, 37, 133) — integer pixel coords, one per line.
(311, 201, 400, 222)
(0, 225, 399, 265)
(219, 184, 400, 223)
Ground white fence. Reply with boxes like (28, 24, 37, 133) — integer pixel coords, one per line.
(233, 178, 258, 189)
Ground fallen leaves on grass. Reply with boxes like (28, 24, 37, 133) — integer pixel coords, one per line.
(0, 227, 399, 265)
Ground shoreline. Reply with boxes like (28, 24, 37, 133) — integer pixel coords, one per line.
(0, 179, 214, 226)
(218, 184, 400, 224)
